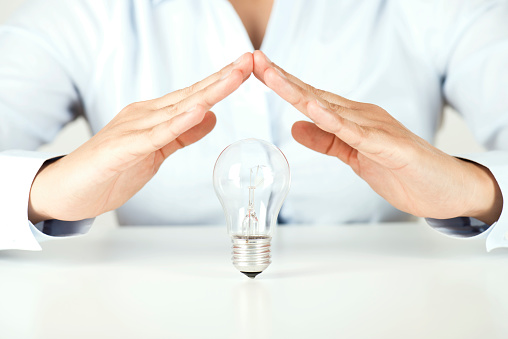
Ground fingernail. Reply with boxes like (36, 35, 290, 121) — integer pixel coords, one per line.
(275, 68, 287, 79)
(317, 100, 328, 109)
(220, 69, 232, 81)
(233, 55, 243, 65)
(185, 105, 197, 113)
(264, 54, 272, 64)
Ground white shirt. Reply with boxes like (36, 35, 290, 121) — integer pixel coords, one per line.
(1, 0, 507, 250)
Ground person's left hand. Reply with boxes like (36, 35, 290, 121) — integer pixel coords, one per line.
(253, 50, 502, 225)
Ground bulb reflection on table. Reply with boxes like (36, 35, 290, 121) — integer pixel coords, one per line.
(233, 281, 272, 338)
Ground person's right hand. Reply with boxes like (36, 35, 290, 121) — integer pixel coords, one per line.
(28, 53, 254, 224)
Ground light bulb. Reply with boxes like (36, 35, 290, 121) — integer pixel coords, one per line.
(213, 139, 291, 278)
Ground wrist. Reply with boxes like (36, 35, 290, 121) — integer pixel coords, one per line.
(28, 159, 59, 224)
(461, 160, 503, 225)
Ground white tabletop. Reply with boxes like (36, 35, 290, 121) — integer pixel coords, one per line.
(1, 222, 508, 339)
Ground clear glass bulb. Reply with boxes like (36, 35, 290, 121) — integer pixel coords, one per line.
(213, 139, 291, 278)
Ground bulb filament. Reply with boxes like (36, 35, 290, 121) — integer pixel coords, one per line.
(242, 165, 263, 237)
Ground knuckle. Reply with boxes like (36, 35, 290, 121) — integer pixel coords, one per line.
(311, 87, 326, 97)
(360, 125, 373, 139)
(117, 102, 147, 123)
(329, 121, 343, 135)
(292, 86, 308, 107)
(292, 94, 304, 107)
(183, 83, 198, 97)
(328, 102, 341, 112)
(349, 125, 369, 148)
(201, 90, 215, 107)
(123, 102, 143, 113)
(147, 127, 165, 150)
(363, 103, 382, 112)
(107, 113, 133, 132)
(164, 104, 179, 117)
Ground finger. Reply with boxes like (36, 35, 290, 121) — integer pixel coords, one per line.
(306, 100, 385, 156)
(262, 65, 375, 130)
(263, 65, 371, 127)
(253, 50, 357, 109)
(291, 121, 358, 168)
(262, 65, 335, 119)
(159, 111, 217, 159)
(129, 105, 210, 156)
(129, 66, 243, 130)
(149, 67, 244, 126)
(252, 50, 273, 84)
(152, 52, 253, 109)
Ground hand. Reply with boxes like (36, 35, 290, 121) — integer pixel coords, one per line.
(253, 51, 503, 225)
(28, 53, 254, 224)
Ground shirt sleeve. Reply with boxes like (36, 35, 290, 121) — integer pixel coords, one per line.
(427, 1, 508, 250)
(0, 1, 102, 250)
(0, 151, 94, 250)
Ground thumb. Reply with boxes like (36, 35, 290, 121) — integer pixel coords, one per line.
(160, 111, 217, 159)
(292, 121, 356, 166)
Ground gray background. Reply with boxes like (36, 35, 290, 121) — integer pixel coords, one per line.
(0, 1, 485, 226)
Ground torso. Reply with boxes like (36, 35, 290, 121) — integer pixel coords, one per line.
(25, 0, 449, 225)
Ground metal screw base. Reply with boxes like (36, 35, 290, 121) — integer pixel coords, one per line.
(232, 235, 271, 277)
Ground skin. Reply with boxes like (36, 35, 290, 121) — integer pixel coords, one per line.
(252, 51, 502, 225)
(229, 0, 273, 50)
(28, 3, 503, 226)
(28, 53, 254, 224)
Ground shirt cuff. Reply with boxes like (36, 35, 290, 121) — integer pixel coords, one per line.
(30, 218, 94, 242)
(425, 152, 508, 251)
(425, 217, 493, 238)
(0, 150, 93, 250)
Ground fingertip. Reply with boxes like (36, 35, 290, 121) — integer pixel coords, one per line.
(253, 50, 272, 81)
(231, 53, 254, 79)
(291, 121, 305, 145)
(242, 51, 254, 59)
(191, 110, 216, 138)
(291, 121, 316, 143)
(291, 120, 340, 156)
(239, 52, 254, 73)
(203, 110, 217, 128)
(253, 50, 267, 64)
(291, 120, 307, 135)
(243, 51, 254, 62)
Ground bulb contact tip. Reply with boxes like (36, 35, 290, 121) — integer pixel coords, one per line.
(241, 271, 262, 279)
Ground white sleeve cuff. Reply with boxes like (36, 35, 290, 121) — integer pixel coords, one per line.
(425, 152, 508, 251)
(0, 150, 93, 250)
